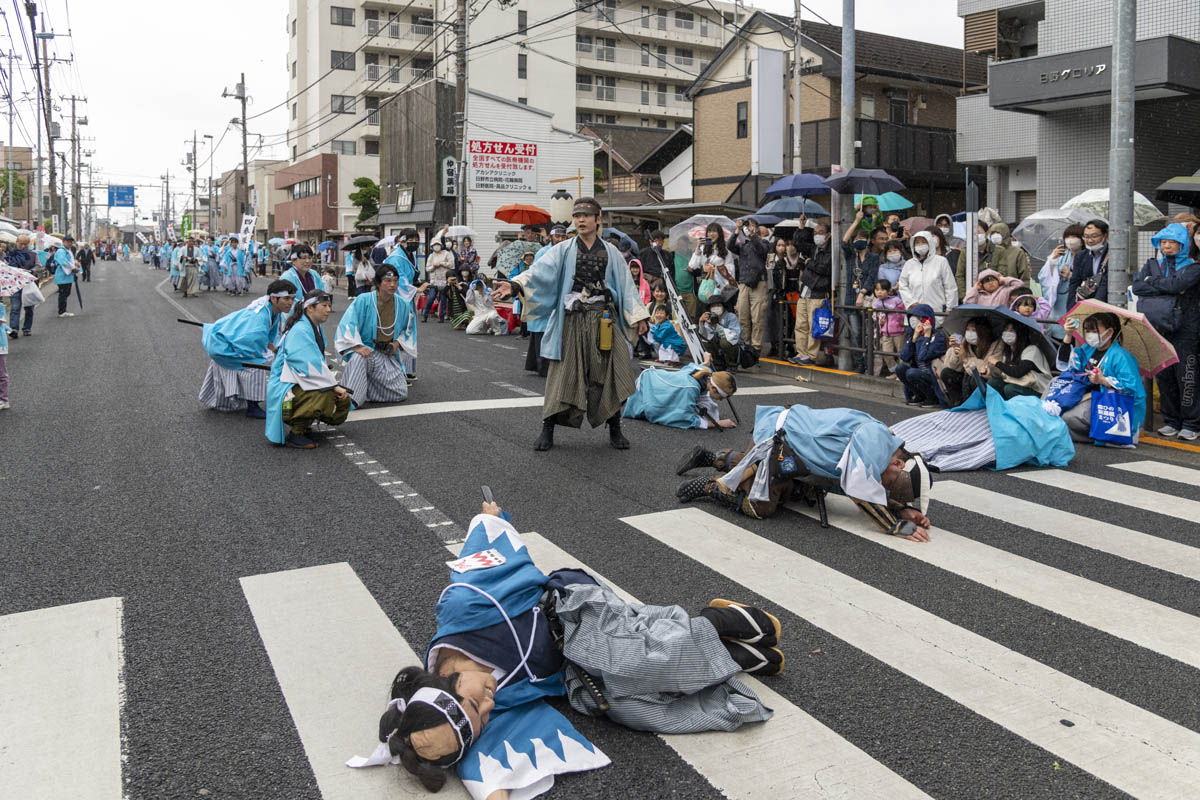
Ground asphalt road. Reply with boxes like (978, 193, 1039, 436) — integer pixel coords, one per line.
(3, 258, 1200, 800)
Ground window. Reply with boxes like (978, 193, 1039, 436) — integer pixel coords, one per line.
(674, 47, 693, 66)
(674, 84, 686, 100)
(641, 80, 650, 104)
(331, 50, 355, 71)
(577, 112, 593, 125)
(332, 140, 357, 155)
(291, 60, 296, 79)
(889, 97, 908, 125)
(291, 18, 296, 36)
(657, 119, 668, 128)
(603, 114, 616, 124)
(700, 15, 708, 36)
(291, 177, 320, 200)
(656, 82, 667, 106)
(517, 97, 527, 105)
(598, 38, 615, 62)
(596, 0, 615, 20)
(641, 5, 649, 27)
(413, 57, 433, 77)
(292, 145, 297, 159)
(291, 103, 297, 119)
(365, 140, 379, 156)
(576, 72, 593, 92)
(518, 53, 527, 79)
(576, 34, 592, 53)
(332, 94, 356, 114)
(412, 14, 434, 35)
(656, 8, 667, 30)
(640, 118, 650, 127)
(365, 96, 380, 124)
(330, 6, 354, 26)
(641, 46, 650, 67)
(860, 92, 875, 119)
(598, 76, 616, 101)
(517, 10, 527, 34)
(736, 101, 748, 138)
(674, 10, 694, 29)
(657, 45, 667, 62)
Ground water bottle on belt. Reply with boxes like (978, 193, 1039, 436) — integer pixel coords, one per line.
(599, 309, 613, 351)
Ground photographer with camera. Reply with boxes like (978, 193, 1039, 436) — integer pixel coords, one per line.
(728, 217, 769, 356)
(1068, 219, 1110, 305)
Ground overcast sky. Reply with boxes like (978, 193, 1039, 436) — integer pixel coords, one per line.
(7, 0, 962, 225)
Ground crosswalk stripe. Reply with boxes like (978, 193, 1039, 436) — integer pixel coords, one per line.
(935, 480, 1200, 583)
(1109, 459, 1200, 487)
(240, 563, 470, 799)
(1010, 470, 1200, 521)
(727, 385, 816, 396)
(0, 597, 124, 800)
(623, 507, 1200, 800)
(487, 534, 931, 800)
(788, 493, 1200, 669)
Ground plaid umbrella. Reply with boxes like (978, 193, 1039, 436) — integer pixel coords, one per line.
(0, 264, 37, 297)
(1061, 298, 1179, 378)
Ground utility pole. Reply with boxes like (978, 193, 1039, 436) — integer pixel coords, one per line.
(834, 0, 856, 370)
(455, 0, 468, 225)
(191, 130, 198, 231)
(69, 95, 83, 235)
(791, 0, 802, 173)
(1107, 0, 1135, 307)
(5, 49, 13, 218)
(40, 36, 57, 228)
(25, 1, 45, 227)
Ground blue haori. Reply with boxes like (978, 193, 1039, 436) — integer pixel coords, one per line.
(383, 248, 421, 371)
(265, 317, 339, 444)
(334, 290, 413, 406)
(278, 267, 328, 309)
(624, 363, 721, 429)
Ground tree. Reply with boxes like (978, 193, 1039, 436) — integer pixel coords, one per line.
(0, 170, 26, 210)
(349, 176, 380, 225)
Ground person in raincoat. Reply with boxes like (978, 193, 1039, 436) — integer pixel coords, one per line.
(347, 504, 780, 800)
(463, 278, 505, 335)
(963, 268, 1024, 308)
(334, 262, 413, 408)
(894, 303, 948, 407)
(675, 403, 933, 541)
(981, 222, 1030, 286)
(199, 280, 296, 418)
(897, 230, 958, 313)
(623, 362, 737, 429)
(265, 289, 351, 449)
(1052, 311, 1146, 445)
(1132, 222, 1200, 440)
(492, 198, 649, 452)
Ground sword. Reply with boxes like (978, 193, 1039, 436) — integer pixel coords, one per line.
(177, 318, 204, 327)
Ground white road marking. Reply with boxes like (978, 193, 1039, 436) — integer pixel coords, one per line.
(1011, 470, 1200, 521)
(788, 493, 1200, 669)
(345, 397, 543, 422)
(442, 535, 931, 800)
(735, 385, 817, 396)
(935, 481, 1200, 583)
(1108, 460, 1200, 488)
(624, 507, 1200, 800)
(241, 563, 471, 800)
(492, 342, 519, 350)
(490, 381, 540, 397)
(155, 276, 199, 322)
(431, 360, 470, 373)
(0, 597, 125, 799)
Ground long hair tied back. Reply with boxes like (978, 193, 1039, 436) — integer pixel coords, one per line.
(284, 289, 330, 333)
(378, 666, 464, 792)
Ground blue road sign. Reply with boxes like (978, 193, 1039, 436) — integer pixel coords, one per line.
(108, 185, 135, 207)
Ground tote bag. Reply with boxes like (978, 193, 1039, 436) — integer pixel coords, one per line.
(1043, 370, 1089, 410)
(1089, 389, 1137, 446)
(812, 299, 836, 340)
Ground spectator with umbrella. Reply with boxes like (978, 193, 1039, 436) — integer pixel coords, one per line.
(1068, 219, 1110, 305)
(342, 234, 378, 298)
(1055, 308, 1151, 445)
(839, 224, 880, 372)
(1039, 223, 1085, 340)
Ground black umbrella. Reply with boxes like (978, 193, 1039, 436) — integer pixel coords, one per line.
(944, 304, 1057, 366)
(823, 168, 906, 195)
(342, 234, 379, 251)
(1154, 175, 1200, 207)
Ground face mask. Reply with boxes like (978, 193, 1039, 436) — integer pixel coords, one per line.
(976, 233, 986, 246)
(1001, 331, 1017, 345)
(908, 317, 921, 328)
(813, 234, 827, 246)
(1085, 329, 1111, 348)
(964, 330, 978, 344)
(886, 252, 903, 263)
(1086, 241, 1105, 252)
(853, 240, 868, 251)
(1065, 237, 1082, 251)
(939, 226, 951, 236)
(914, 244, 929, 257)
(989, 233, 1004, 245)
(710, 306, 724, 317)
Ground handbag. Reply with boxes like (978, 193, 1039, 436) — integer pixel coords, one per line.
(697, 277, 720, 303)
(812, 299, 836, 340)
(1075, 252, 1108, 300)
(1043, 370, 1090, 410)
(21, 283, 45, 307)
(1089, 389, 1137, 446)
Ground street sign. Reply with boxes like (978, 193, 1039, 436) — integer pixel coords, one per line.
(51, 214, 59, 232)
(108, 185, 135, 207)
(441, 157, 458, 197)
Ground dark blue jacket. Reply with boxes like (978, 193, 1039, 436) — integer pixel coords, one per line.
(1068, 245, 1108, 304)
(5, 248, 34, 270)
(898, 303, 947, 368)
(840, 242, 880, 299)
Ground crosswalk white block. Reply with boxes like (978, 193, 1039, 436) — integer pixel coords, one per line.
(1011, 470, 1200, 521)
(1108, 459, 1200, 487)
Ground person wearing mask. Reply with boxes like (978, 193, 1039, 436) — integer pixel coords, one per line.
(884, 213, 904, 240)
(641, 230, 669, 281)
(870, 278, 906, 377)
(939, 317, 1002, 407)
(789, 222, 832, 366)
(51, 235, 79, 318)
(458, 235, 480, 283)
(877, 239, 906, 289)
(7, 234, 36, 338)
(422, 240, 455, 323)
(766, 237, 792, 356)
(964, 269, 1024, 308)
(988, 321, 1051, 400)
(850, 197, 883, 238)
(729, 217, 769, 355)
(1040, 223, 1085, 341)
(688, 223, 734, 304)
(934, 214, 965, 250)
(840, 227, 880, 373)
(1132, 222, 1200, 440)
(1054, 312, 1146, 445)
(698, 298, 743, 371)
(924, 226, 962, 302)
(1069, 219, 1110, 305)
(898, 231, 958, 313)
(980, 223, 1030, 286)
(894, 304, 947, 407)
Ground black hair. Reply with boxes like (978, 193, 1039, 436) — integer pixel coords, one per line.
(967, 316, 995, 350)
(999, 322, 1031, 364)
(874, 278, 892, 292)
(1085, 219, 1110, 235)
(284, 289, 330, 333)
(266, 279, 295, 296)
(922, 226, 949, 255)
(702, 224, 727, 259)
(649, 229, 666, 241)
(1082, 311, 1122, 346)
(377, 666, 465, 792)
(374, 263, 400, 285)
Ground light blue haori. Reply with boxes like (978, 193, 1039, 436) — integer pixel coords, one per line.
(623, 363, 715, 429)
(265, 316, 338, 444)
(201, 295, 284, 371)
(1069, 340, 1147, 435)
(278, 266, 328, 311)
(51, 247, 77, 284)
(221, 246, 250, 277)
(382, 247, 421, 361)
(516, 238, 647, 361)
(334, 289, 414, 359)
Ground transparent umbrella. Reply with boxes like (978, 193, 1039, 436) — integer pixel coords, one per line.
(1061, 189, 1165, 227)
(1012, 208, 1096, 266)
(667, 214, 736, 257)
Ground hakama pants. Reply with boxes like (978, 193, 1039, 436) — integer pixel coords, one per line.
(341, 349, 409, 407)
(198, 361, 268, 411)
(543, 307, 636, 428)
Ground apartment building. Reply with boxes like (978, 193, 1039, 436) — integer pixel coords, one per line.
(1, 144, 33, 226)
(957, 0, 1200, 224)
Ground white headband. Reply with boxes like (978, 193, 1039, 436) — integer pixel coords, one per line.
(711, 382, 730, 400)
(269, 290, 294, 298)
(387, 687, 473, 758)
(302, 295, 325, 308)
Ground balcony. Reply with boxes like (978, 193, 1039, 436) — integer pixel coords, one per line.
(575, 84, 692, 118)
(798, 118, 972, 184)
(361, 18, 435, 50)
(575, 8, 725, 47)
(362, 64, 402, 85)
(576, 40, 710, 79)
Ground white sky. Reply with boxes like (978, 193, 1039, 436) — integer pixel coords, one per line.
(5, 0, 962, 225)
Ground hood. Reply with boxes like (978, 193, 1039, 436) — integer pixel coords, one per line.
(977, 268, 1003, 284)
(909, 230, 937, 258)
(860, 195, 879, 210)
(1152, 222, 1192, 256)
(934, 214, 953, 226)
(987, 222, 1011, 243)
(905, 303, 937, 325)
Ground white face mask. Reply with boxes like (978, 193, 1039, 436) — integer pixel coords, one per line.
(1086, 240, 1105, 252)
(710, 306, 724, 317)
(908, 316, 921, 328)
(1001, 331, 1017, 345)
(886, 252, 903, 263)
(1085, 329, 1112, 348)
(914, 244, 929, 257)
(964, 330, 978, 344)
(1065, 237, 1082, 251)
(812, 234, 827, 246)
(938, 226, 951, 236)
(989, 233, 1004, 245)
(976, 233, 986, 245)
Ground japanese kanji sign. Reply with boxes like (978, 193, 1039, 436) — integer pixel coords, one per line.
(468, 139, 537, 193)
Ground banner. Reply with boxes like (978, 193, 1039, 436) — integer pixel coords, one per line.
(240, 214, 257, 242)
(135, 232, 147, 244)
(182, 215, 192, 235)
(468, 139, 537, 193)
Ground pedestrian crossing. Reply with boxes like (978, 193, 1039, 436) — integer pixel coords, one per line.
(4, 456, 1200, 799)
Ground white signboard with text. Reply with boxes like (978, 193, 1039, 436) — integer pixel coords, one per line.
(240, 214, 257, 241)
(468, 139, 537, 193)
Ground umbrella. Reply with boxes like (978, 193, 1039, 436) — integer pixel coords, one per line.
(268, 237, 286, 246)
(1154, 175, 1200, 207)
(496, 240, 542, 275)
(772, 218, 804, 229)
(495, 204, 551, 225)
(444, 225, 475, 239)
(853, 192, 913, 212)
(603, 227, 639, 255)
(376, 234, 398, 252)
(1061, 189, 1165, 227)
(0, 221, 17, 232)
(757, 197, 829, 217)
(944, 304, 1057, 366)
(1061, 298, 1179, 378)
(0, 264, 37, 297)
(187, 229, 212, 239)
(0, 231, 16, 244)
(825, 168, 906, 195)
(737, 213, 784, 226)
(667, 214, 736, 257)
(763, 173, 829, 198)
(342, 234, 379, 251)
(899, 216, 937, 236)
(316, 240, 337, 251)
(1011, 208, 1097, 266)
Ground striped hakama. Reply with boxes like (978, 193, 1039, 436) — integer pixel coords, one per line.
(222, 272, 247, 294)
(198, 360, 269, 411)
(543, 306, 636, 428)
(341, 349, 409, 406)
(891, 408, 996, 471)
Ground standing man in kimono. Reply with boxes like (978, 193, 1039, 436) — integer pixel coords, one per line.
(173, 233, 203, 298)
(493, 198, 649, 451)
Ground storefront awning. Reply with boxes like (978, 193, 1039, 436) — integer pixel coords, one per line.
(375, 200, 437, 227)
(989, 35, 1200, 114)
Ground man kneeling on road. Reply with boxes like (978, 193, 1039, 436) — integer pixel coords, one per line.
(676, 403, 934, 541)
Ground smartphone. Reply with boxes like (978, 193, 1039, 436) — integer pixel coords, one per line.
(482, 486, 495, 505)
(702, 237, 711, 246)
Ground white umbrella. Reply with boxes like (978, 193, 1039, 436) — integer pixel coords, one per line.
(1012, 208, 1097, 265)
(667, 214, 736, 257)
(444, 225, 474, 239)
(0, 231, 16, 244)
(1061, 188, 1164, 227)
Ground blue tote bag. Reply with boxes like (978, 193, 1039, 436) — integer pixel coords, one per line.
(812, 300, 836, 340)
(1089, 389, 1137, 446)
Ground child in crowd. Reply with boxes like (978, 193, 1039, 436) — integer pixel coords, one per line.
(648, 305, 687, 365)
(870, 278, 906, 378)
(1009, 287, 1051, 320)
